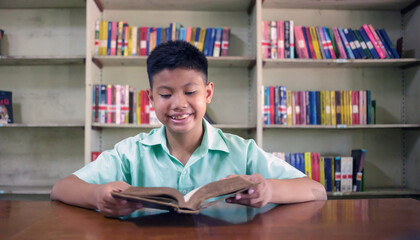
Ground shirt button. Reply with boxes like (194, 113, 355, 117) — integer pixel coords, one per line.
(182, 190, 187, 194)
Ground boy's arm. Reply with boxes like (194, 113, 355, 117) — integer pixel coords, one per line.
(225, 174, 327, 208)
(51, 175, 141, 217)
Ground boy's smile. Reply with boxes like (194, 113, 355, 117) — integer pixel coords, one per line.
(148, 68, 214, 138)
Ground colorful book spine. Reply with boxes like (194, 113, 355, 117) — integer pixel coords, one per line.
(277, 20, 285, 59)
(338, 28, 355, 59)
(304, 152, 312, 179)
(286, 90, 293, 125)
(359, 28, 379, 59)
(289, 20, 294, 59)
(284, 21, 290, 58)
(379, 28, 399, 58)
(270, 21, 278, 59)
(323, 27, 336, 59)
(353, 30, 372, 59)
(362, 24, 385, 59)
(221, 27, 230, 56)
(332, 27, 347, 59)
(334, 156, 341, 192)
(368, 24, 389, 58)
(309, 26, 322, 59)
(213, 28, 222, 57)
(94, 20, 100, 56)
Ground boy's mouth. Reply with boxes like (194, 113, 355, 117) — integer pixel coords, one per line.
(169, 113, 192, 120)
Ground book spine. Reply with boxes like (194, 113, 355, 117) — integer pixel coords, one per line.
(332, 27, 347, 59)
(270, 86, 275, 125)
(379, 28, 399, 58)
(317, 27, 330, 59)
(221, 27, 230, 56)
(274, 86, 280, 125)
(99, 85, 107, 123)
(335, 90, 341, 125)
(309, 26, 322, 59)
(344, 28, 360, 59)
(284, 21, 290, 58)
(349, 29, 367, 59)
(277, 20, 285, 59)
(334, 157, 341, 192)
(362, 24, 385, 59)
(323, 27, 336, 59)
(304, 152, 312, 179)
(352, 91, 359, 125)
(116, 21, 124, 56)
(369, 24, 389, 58)
(330, 91, 336, 125)
(94, 20, 100, 56)
(140, 27, 147, 56)
(286, 90, 292, 125)
(300, 91, 306, 125)
(359, 28, 379, 59)
(315, 91, 321, 125)
(264, 86, 270, 125)
(376, 29, 394, 58)
(327, 27, 339, 58)
(289, 20, 294, 59)
(353, 29, 372, 59)
(280, 86, 287, 125)
(270, 21, 278, 59)
(213, 28, 222, 57)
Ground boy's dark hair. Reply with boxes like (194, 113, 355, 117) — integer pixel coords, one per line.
(147, 40, 208, 89)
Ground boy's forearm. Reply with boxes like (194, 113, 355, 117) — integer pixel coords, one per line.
(268, 177, 327, 204)
(51, 175, 98, 210)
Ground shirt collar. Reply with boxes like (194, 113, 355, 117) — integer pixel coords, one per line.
(139, 119, 229, 153)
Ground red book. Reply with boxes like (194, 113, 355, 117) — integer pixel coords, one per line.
(144, 90, 150, 124)
(91, 151, 102, 161)
(294, 26, 309, 59)
(305, 27, 316, 59)
(300, 91, 306, 125)
(269, 86, 275, 125)
(140, 27, 148, 56)
(277, 20, 284, 59)
(110, 22, 117, 56)
(221, 27, 230, 56)
(352, 91, 360, 125)
(311, 153, 320, 182)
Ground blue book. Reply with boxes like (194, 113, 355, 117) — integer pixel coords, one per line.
(208, 28, 216, 56)
(376, 29, 394, 58)
(107, 22, 112, 55)
(349, 29, 367, 59)
(359, 29, 379, 59)
(366, 90, 372, 124)
(299, 153, 305, 173)
(379, 28, 399, 58)
(315, 91, 321, 125)
(324, 157, 333, 192)
(309, 91, 317, 125)
(302, 26, 311, 58)
(338, 28, 355, 59)
(291, 153, 297, 169)
(194, 27, 201, 48)
(265, 86, 271, 125)
(156, 28, 162, 46)
(305, 91, 310, 125)
(322, 27, 333, 59)
(285, 152, 291, 165)
(343, 28, 361, 59)
(274, 86, 281, 124)
(334, 157, 341, 192)
(318, 27, 331, 59)
(146, 28, 150, 55)
(203, 28, 212, 56)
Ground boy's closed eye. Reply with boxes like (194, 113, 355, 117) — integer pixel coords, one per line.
(185, 91, 196, 95)
(160, 94, 171, 98)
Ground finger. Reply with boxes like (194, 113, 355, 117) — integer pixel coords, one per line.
(220, 175, 239, 180)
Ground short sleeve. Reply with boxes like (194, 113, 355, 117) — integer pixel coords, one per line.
(73, 148, 130, 184)
(246, 140, 306, 179)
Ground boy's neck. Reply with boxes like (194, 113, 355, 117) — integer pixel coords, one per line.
(165, 123, 205, 166)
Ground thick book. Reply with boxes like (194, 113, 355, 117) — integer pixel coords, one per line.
(351, 149, 366, 192)
(221, 27, 230, 56)
(0, 90, 13, 124)
(111, 176, 256, 214)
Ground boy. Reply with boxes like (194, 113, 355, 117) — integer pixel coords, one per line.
(51, 41, 326, 217)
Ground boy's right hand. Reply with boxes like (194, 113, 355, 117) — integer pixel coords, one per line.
(94, 181, 142, 217)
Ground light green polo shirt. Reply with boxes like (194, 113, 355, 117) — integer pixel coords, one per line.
(74, 119, 305, 195)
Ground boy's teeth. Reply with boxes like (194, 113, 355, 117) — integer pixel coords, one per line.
(172, 114, 189, 120)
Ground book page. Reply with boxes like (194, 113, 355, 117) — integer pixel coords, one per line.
(183, 185, 204, 202)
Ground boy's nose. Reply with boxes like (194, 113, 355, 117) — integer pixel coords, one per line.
(172, 94, 188, 109)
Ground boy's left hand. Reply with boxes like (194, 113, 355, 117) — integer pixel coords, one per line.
(223, 173, 272, 208)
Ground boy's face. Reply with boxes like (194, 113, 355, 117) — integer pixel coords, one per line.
(148, 68, 214, 136)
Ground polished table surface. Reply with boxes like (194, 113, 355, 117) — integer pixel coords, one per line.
(1, 198, 420, 239)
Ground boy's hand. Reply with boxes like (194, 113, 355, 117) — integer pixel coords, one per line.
(223, 173, 272, 208)
(94, 181, 143, 217)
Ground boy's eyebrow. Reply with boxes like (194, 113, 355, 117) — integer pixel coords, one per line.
(155, 82, 199, 91)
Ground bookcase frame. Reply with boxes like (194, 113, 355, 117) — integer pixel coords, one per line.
(0, 0, 419, 198)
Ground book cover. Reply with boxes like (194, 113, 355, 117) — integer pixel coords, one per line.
(213, 28, 222, 57)
(304, 152, 312, 179)
(294, 26, 309, 59)
(368, 24, 389, 58)
(277, 20, 285, 59)
(359, 28, 379, 59)
(221, 28, 230, 57)
(376, 29, 394, 58)
(131, 26, 137, 56)
(0, 91, 13, 124)
(362, 24, 385, 59)
(351, 149, 366, 192)
(317, 26, 330, 59)
(320, 157, 325, 187)
(284, 21, 290, 58)
(348, 29, 367, 59)
(334, 156, 341, 192)
(332, 27, 347, 59)
(289, 20, 294, 59)
(335, 90, 342, 125)
(286, 90, 292, 125)
(140, 27, 148, 56)
(99, 85, 107, 124)
(269, 86, 275, 125)
(198, 28, 207, 52)
(343, 28, 361, 59)
(315, 91, 321, 125)
(309, 26, 322, 59)
(280, 86, 287, 125)
(327, 28, 339, 58)
(112, 176, 256, 214)
(92, 85, 99, 123)
(270, 21, 278, 59)
(324, 157, 333, 192)
(94, 20, 100, 55)
(322, 27, 336, 59)
(91, 151, 102, 162)
(379, 28, 399, 58)
(338, 28, 355, 59)
(304, 26, 316, 59)
(330, 91, 336, 125)
(353, 30, 372, 59)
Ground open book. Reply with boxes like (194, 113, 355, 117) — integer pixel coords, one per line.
(111, 176, 257, 214)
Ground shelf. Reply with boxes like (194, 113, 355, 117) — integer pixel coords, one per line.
(328, 188, 420, 199)
(263, 58, 420, 69)
(0, 185, 51, 194)
(92, 123, 256, 130)
(0, 0, 85, 9)
(97, 0, 254, 11)
(0, 123, 85, 128)
(92, 56, 256, 69)
(0, 56, 85, 66)
(262, 0, 416, 11)
(264, 124, 420, 129)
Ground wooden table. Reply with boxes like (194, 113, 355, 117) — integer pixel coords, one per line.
(1, 198, 420, 239)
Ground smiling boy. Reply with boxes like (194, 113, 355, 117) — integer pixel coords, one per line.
(51, 40, 326, 217)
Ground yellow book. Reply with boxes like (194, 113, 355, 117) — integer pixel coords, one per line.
(190, 27, 196, 46)
(331, 91, 336, 125)
(325, 90, 331, 125)
(127, 26, 133, 56)
(309, 26, 322, 59)
(348, 90, 352, 125)
(136, 90, 141, 124)
(99, 21, 108, 56)
(341, 90, 346, 125)
(304, 152, 312, 179)
(320, 91, 325, 125)
(149, 28, 157, 53)
(286, 90, 293, 125)
(320, 157, 325, 187)
(331, 156, 335, 192)
(198, 28, 206, 52)
(117, 21, 124, 56)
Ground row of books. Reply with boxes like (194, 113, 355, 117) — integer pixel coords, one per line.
(262, 21, 399, 60)
(272, 149, 366, 193)
(92, 84, 161, 125)
(0, 90, 13, 124)
(263, 86, 376, 126)
(95, 21, 230, 57)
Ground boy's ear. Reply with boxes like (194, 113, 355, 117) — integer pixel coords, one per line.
(205, 82, 214, 104)
(146, 88, 154, 106)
